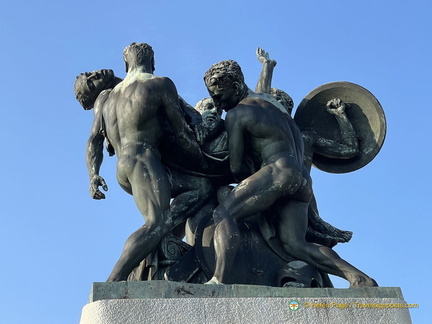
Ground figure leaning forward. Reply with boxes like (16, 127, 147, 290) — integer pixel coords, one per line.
(203, 59, 377, 288)
(85, 43, 206, 281)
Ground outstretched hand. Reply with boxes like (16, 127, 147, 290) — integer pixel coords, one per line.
(90, 175, 108, 200)
(256, 47, 277, 67)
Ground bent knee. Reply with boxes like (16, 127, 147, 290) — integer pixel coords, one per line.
(277, 169, 304, 196)
(293, 177, 313, 202)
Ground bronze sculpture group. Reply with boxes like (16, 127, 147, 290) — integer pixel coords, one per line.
(74, 43, 385, 288)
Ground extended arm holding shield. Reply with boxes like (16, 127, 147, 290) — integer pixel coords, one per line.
(295, 81, 386, 174)
(310, 98, 360, 162)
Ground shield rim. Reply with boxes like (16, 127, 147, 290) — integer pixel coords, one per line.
(294, 81, 386, 173)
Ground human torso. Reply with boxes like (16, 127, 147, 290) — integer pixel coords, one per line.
(229, 97, 304, 168)
(101, 73, 166, 155)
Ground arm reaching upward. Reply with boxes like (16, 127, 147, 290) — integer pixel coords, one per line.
(311, 98, 359, 160)
(255, 47, 277, 94)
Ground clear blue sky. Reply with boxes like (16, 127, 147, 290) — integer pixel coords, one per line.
(0, 1, 430, 323)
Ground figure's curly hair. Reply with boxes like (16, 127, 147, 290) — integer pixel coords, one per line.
(270, 88, 294, 115)
(74, 73, 99, 110)
(123, 42, 155, 72)
(194, 97, 213, 113)
(204, 60, 245, 89)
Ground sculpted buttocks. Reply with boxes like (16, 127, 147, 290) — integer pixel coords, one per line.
(85, 43, 207, 281)
(77, 45, 382, 288)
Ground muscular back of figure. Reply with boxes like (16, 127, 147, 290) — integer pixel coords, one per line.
(102, 74, 171, 155)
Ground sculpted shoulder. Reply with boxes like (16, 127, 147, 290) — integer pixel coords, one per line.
(225, 104, 254, 131)
(93, 89, 112, 115)
(231, 98, 274, 119)
(119, 74, 176, 94)
(246, 92, 289, 115)
(111, 72, 154, 94)
(150, 76, 177, 92)
(225, 105, 244, 122)
(95, 89, 111, 104)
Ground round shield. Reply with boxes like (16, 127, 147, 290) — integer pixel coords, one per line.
(294, 81, 386, 173)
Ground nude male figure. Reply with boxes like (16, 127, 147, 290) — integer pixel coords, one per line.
(255, 48, 358, 245)
(203, 60, 377, 287)
(86, 43, 206, 281)
(254, 47, 359, 172)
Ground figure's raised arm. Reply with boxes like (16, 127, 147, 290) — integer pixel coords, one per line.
(312, 98, 359, 159)
(255, 47, 277, 94)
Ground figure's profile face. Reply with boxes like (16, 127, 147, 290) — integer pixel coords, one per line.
(206, 74, 240, 112)
(75, 69, 115, 110)
(85, 69, 115, 94)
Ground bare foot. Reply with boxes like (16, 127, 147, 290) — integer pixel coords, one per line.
(348, 274, 378, 288)
(205, 277, 224, 285)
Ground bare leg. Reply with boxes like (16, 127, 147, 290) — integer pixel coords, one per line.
(185, 198, 216, 246)
(206, 205, 241, 284)
(207, 163, 303, 284)
(107, 214, 171, 281)
(277, 200, 377, 287)
(108, 149, 172, 282)
(170, 171, 213, 228)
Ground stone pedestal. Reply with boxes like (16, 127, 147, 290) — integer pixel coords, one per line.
(79, 281, 412, 324)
